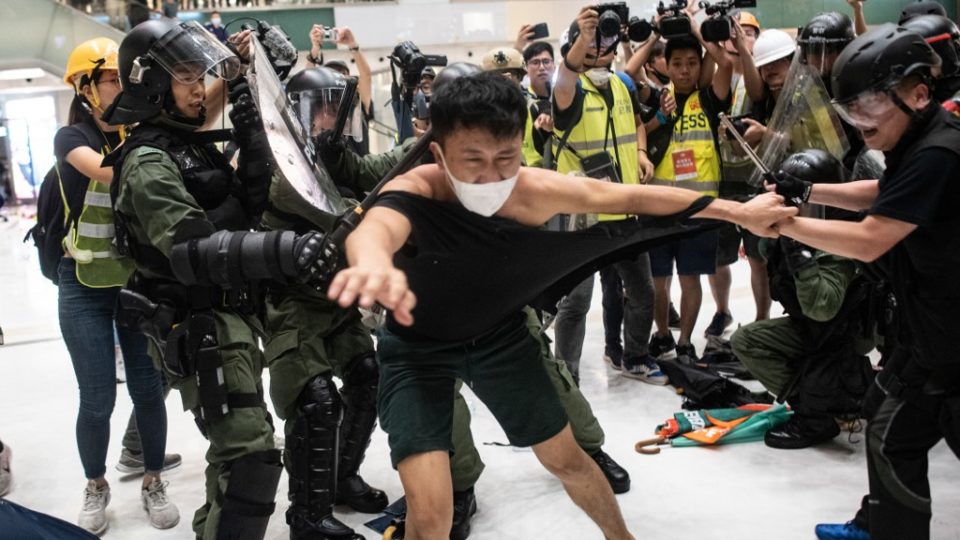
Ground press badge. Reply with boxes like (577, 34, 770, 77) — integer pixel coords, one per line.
(671, 149, 697, 181)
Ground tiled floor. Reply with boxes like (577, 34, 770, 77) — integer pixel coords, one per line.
(2, 212, 957, 539)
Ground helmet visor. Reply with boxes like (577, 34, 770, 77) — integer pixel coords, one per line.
(152, 21, 241, 84)
(799, 39, 847, 78)
(292, 87, 362, 141)
(832, 90, 898, 130)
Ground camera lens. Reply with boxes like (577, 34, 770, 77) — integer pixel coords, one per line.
(598, 10, 622, 38)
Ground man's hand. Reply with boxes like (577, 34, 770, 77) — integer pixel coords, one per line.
(659, 90, 677, 117)
(574, 6, 599, 51)
(534, 113, 554, 132)
(327, 265, 417, 326)
(335, 27, 358, 49)
(741, 118, 766, 147)
(730, 20, 748, 55)
(638, 151, 654, 183)
(736, 192, 798, 238)
(764, 170, 813, 206)
(309, 24, 324, 49)
(228, 30, 253, 63)
(514, 23, 537, 52)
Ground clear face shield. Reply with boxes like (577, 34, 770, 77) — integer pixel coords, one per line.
(799, 39, 847, 80)
(151, 20, 242, 84)
(292, 87, 363, 142)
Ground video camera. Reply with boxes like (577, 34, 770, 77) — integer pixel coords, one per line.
(390, 41, 447, 92)
(594, 2, 654, 44)
(656, 0, 692, 40)
(240, 21, 298, 80)
(698, 0, 758, 42)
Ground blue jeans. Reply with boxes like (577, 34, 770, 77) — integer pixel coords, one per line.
(58, 259, 167, 478)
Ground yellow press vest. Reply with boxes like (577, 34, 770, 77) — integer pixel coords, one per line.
(651, 90, 721, 197)
(522, 99, 543, 168)
(62, 137, 135, 288)
(553, 74, 639, 221)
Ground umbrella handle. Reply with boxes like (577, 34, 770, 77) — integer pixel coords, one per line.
(634, 436, 667, 455)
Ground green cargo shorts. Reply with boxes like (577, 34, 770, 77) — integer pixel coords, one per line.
(377, 311, 569, 468)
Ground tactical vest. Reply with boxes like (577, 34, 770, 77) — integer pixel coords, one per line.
(553, 74, 639, 221)
(109, 123, 250, 278)
(651, 90, 721, 197)
(60, 120, 135, 288)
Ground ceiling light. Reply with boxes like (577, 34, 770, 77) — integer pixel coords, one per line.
(0, 68, 46, 81)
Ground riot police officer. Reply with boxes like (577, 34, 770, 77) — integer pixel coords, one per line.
(103, 19, 331, 540)
(769, 25, 960, 540)
(260, 64, 387, 540)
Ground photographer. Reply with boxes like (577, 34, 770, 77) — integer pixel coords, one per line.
(552, 5, 662, 384)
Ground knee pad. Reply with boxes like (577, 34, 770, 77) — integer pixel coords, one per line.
(343, 352, 378, 387)
(217, 449, 283, 540)
(295, 373, 343, 427)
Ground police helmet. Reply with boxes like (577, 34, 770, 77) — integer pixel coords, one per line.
(898, 1, 948, 24)
(287, 67, 362, 140)
(778, 149, 843, 185)
(798, 12, 855, 53)
(832, 24, 940, 105)
(901, 14, 960, 78)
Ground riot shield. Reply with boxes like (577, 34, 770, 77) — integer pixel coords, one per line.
(748, 57, 850, 187)
(247, 34, 348, 216)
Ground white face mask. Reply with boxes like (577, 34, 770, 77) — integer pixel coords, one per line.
(585, 67, 612, 86)
(436, 147, 519, 217)
(211, 17, 221, 27)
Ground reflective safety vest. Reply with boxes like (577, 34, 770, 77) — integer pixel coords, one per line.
(553, 73, 639, 221)
(651, 90, 721, 197)
(522, 99, 542, 168)
(63, 138, 135, 288)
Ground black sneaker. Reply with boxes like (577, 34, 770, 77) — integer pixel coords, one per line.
(675, 344, 699, 366)
(704, 311, 734, 337)
(668, 303, 681, 329)
(649, 333, 677, 360)
(603, 347, 623, 370)
(450, 487, 477, 540)
(589, 450, 631, 494)
(765, 415, 840, 449)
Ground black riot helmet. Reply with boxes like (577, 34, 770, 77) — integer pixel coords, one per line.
(832, 24, 940, 105)
(901, 14, 960, 78)
(898, 1, 948, 24)
(286, 67, 362, 141)
(779, 149, 843, 184)
(798, 12, 856, 78)
(103, 19, 241, 127)
(432, 62, 482, 94)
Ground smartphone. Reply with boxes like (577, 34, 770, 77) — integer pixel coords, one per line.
(529, 22, 549, 40)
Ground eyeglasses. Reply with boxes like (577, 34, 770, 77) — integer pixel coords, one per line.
(526, 58, 554, 68)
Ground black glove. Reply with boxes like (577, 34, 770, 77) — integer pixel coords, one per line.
(229, 93, 265, 141)
(769, 170, 813, 207)
(293, 231, 342, 290)
(779, 237, 816, 276)
(315, 129, 346, 169)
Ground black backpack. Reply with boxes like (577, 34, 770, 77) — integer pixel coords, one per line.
(23, 164, 74, 285)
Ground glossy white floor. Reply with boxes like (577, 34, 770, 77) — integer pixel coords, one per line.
(2, 211, 958, 540)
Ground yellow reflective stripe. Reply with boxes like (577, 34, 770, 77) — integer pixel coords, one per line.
(566, 134, 637, 152)
(83, 190, 112, 208)
(651, 178, 720, 192)
(673, 131, 714, 142)
(77, 222, 114, 238)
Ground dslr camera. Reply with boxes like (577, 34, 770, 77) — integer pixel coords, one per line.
(594, 2, 654, 43)
(656, 0, 692, 40)
(699, 0, 758, 42)
(390, 41, 447, 91)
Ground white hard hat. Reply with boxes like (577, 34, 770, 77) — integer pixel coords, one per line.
(753, 29, 796, 67)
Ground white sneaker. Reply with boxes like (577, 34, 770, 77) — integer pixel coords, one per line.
(142, 479, 180, 529)
(0, 443, 12, 497)
(78, 481, 110, 536)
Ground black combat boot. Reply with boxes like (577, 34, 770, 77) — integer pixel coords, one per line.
(450, 486, 477, 540)
(336, 355, 389, 513)
(590, 449, 631, 494)
(286, 376, 363, 540)
(765, 414, 841, 449)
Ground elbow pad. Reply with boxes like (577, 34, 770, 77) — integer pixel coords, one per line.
(170, 230, 300, 287)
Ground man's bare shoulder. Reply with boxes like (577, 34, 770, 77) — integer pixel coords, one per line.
(380, 164, 442, 198)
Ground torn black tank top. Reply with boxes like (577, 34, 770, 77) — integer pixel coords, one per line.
(375, 191, 715, 342)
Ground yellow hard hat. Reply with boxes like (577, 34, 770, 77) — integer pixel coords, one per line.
(64, 37, 119, 89)
(481, 47, 525, 73)
(738, 11, 761, 32)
